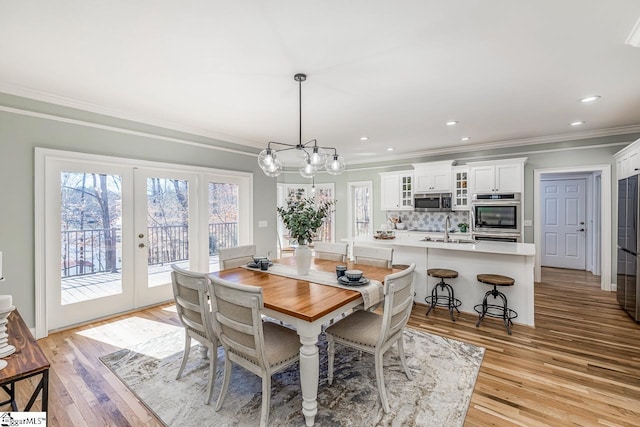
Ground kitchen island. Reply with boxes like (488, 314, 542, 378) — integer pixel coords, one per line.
(345, 235, 536, 326)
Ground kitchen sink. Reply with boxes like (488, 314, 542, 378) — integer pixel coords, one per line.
(421, 237, 477, 244)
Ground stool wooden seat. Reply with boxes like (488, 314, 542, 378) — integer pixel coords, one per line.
(474, 273, 518, 334)
(425, 268, 461, 321)
(428, 268, 459, 279)
(477, 274, 514, 286)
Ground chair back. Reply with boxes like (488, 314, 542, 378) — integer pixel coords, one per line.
(314, 242, 348, 262)
(207, 274, 268, 373)
(171, 265, 217, 343)
(379, 264, 416, 345)
(219, 244, 256, 270)
(353, 245, 393, 268)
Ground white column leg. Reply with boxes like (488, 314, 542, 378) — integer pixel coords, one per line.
(297, 324, 321, 427)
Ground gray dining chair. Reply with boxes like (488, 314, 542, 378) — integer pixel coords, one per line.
(314, 241, 348, 262)
(170, 265, 219, 405)
(207, 274, 300, 427)
(326, 263, 416, 413)
(219, 244, 256, 270)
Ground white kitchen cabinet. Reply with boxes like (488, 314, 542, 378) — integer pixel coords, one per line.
(412, 161, 454, 193)
(615, 142, 640, 179)
(379, 171, 413, 210)
(452, 166, 469, 210)
(468, 158, 526, 194)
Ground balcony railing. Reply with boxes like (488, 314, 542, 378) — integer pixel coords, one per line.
(61, 222, 238, 278)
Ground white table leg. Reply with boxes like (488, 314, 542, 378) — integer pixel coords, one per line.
(297, 323, 321, 426)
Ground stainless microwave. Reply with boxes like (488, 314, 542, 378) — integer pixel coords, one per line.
(413, 193, 452, 212)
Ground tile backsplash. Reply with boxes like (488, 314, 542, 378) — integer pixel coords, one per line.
(385, 210, 470, 232)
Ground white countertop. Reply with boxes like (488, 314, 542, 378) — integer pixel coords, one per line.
(347, 235, 536, 256)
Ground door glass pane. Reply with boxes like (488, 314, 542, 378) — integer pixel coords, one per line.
(146, 178, 189, 287)
(314, 186, 333, 242)
(354, 186, 371, 237)
(60, 172, 123, 305)
(208, 182, 239, 271)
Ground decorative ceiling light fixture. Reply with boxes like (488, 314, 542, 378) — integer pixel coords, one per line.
(257, 73, 346, 178)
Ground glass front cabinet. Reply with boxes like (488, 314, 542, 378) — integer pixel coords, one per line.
(452, 166, 469, 210)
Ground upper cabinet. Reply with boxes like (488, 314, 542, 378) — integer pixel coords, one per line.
(412, 161, 454, 193)
(615, 140, 640, 180)
(452, 165, 469, 210)
(379, 171, 413, 210)
(468, 158, 526, 194)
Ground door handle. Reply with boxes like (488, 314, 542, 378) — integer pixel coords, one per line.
(138, 243, 147, 248)
(577, 228, 585, 232)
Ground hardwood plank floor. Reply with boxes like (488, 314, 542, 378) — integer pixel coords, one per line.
(6, 267, 640, 426)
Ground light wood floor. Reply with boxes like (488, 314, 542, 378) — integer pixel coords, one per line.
(8, 267, 640, 426)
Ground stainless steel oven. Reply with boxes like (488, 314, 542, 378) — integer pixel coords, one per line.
(413, 193, 452, 212)
(471, 193, 521, 239)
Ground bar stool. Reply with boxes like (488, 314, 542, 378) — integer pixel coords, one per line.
(425, 268, 461, 321)
(474, 274, 518, 334)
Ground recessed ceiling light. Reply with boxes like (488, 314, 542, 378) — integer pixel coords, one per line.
(387, 147, 394, 151)
(460, 137, 470, 141)
(570, 121, 585, 126)
(580, 95, 601, 103)
(446, 121, 459, 126)
(360, 136, 369, 141)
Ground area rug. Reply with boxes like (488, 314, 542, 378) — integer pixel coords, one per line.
(100, 327, 484, 426)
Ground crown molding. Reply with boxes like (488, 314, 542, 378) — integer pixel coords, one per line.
(3, 81, 640, 168)
(346, 125, 640, 165)
(0, 105, 258, 158)
(0, 81, 262, 149)
(343, 141, 631, 172)
(626, 16, 640, 47)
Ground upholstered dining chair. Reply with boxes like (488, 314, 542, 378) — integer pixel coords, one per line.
(170, 265, 219, 405)
(325, 263, 416, 413)
(314, 241, 348, 262)
(207, 274, 300, 427)
(219, 244, 256, 270)
(353, 245, 394, 268)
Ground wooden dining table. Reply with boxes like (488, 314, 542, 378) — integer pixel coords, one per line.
(211, 257, 399, 427)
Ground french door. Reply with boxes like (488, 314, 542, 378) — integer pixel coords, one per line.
(41, 151, 251, 332)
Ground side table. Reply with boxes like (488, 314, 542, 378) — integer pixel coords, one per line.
(0, 309, 50, 413)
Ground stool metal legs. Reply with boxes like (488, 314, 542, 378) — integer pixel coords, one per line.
(474, 285, 518, 334)
(425, 279, 461, 321)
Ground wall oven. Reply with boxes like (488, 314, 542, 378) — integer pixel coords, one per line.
(413, 193, 452, 212)
(471, 193, 521, 240)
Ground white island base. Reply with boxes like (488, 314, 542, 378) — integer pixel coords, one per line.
(348, 237, 536, 327)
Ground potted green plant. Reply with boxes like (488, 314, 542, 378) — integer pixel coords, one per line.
(277, 197, 333, 275)
(458, 222, 469, 233)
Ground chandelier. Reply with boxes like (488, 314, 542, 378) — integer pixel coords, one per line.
(257, 73, 346, 178)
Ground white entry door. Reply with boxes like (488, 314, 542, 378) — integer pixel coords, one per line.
(541, 178, 587, 269)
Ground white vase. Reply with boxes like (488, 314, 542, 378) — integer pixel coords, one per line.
(295, 244, 312, 276)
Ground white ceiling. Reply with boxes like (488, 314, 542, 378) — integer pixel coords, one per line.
(2, 1, 640, 164)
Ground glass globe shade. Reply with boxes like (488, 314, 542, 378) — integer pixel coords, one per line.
(263, 157, 282, 177)
(325, 154, 345, 175)
(299, 159, 316, 179)
(258, 148, 275, 169)
(309, 147, 326, 167)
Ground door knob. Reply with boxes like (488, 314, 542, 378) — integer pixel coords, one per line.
(138, 233, 145, 238)
(138, 243, 147, 248)
(577, 228, 585, 232)
(579, 221, 585, 225)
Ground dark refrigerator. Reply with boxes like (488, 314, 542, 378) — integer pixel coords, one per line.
(617, 175, 640, 321)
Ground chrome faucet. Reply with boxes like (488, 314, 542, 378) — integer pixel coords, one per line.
(444, 215, 451, 243)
